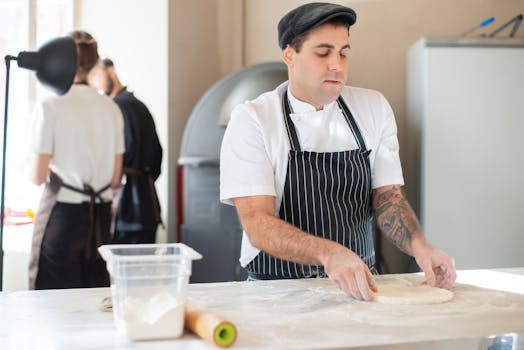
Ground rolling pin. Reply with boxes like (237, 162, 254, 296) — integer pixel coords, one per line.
(185, 303, 237, 347)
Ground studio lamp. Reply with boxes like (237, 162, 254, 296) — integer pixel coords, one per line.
(1, 36, 77, 290)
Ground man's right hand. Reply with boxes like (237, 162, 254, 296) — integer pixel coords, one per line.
(232, 195, 378, 300)
(322, 246, 378, 301)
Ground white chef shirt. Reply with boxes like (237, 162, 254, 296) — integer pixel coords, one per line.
(31, 84, 125, 203)
(220, 82, 404, 266)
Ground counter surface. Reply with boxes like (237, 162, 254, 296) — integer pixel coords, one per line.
(1, 269, 523, 349)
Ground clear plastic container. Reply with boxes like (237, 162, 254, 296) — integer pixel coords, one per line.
(98, 243, 202, 340)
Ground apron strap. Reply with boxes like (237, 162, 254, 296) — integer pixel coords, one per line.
(281, 88, 368, 152)
(60, 177, 111, 259)
(60, 182, 110, 202)
(281, 89, 302, 152)
(336, 97, 368, 151)
(123, 167, 165, 229)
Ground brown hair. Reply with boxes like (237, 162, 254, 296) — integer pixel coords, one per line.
(288, 17, 349, 53)
(69, 30, 99, 77)
(100, 57, 114, 69)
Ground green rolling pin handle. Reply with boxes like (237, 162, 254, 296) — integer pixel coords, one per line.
(214, 322, 237, 347)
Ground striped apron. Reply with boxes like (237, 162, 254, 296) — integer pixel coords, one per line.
(247, 90, 377, 279)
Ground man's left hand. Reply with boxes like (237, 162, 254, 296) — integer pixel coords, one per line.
(414, 245, 456, 290)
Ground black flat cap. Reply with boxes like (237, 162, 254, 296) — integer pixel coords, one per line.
(278, 2, 357, 50)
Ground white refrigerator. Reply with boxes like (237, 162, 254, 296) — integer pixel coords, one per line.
(406, 37, 524, 269)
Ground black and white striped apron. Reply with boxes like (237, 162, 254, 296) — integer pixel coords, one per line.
(247, 90, 377, 279)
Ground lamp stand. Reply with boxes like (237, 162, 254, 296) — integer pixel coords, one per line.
(1, 55, 17, 290)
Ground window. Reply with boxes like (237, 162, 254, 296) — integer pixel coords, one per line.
(1, 0, 73, 215)
(1, 0, 73, 290)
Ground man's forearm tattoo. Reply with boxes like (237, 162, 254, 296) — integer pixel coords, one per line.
(373, 185, 421, 254)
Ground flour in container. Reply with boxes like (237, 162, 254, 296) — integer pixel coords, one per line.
(118, 290, 185, 340)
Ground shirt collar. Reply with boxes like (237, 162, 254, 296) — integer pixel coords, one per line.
(114, 86, 128, 98)
(287, 86, 338, 114)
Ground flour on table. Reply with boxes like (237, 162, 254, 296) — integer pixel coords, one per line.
(373, 284, 454, 305)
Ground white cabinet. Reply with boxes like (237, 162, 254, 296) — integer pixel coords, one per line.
(407, 37, 524, 269)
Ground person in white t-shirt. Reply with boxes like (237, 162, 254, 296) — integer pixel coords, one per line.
(28, 30, 124, 290)
(220, 2, 456, 301)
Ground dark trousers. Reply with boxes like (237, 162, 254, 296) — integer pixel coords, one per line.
(35, 202, 111, 290)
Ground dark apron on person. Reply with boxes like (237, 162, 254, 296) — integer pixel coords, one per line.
(247, 90, 377, 279)
(28, 171, 112, 289)
(121, 166, 163, 228)
(112, 167, 164, 244)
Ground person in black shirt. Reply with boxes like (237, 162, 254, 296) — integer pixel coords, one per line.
(90, 58, 163, 244)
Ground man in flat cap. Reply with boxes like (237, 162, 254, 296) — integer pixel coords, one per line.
(220, 2, 456, 300)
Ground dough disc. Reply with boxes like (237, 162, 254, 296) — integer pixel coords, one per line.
(373, 284, 454, 305)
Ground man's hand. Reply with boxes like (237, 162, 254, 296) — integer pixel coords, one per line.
(233, 195, 379, 301)
(322, 246, 378, 301)
(372, 185, 456, 290)
(413, 243, 456, 290)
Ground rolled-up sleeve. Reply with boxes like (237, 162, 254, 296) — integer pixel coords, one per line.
(220, 104, 276, 206)
(371, 93, 404, 189)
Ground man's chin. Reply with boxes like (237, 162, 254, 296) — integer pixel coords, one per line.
(321, 86, 343, 101)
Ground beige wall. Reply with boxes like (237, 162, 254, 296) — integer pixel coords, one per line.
(75, 0, 170, 241)
(168, 0, 226, 241)
(244, 0, 522, 192)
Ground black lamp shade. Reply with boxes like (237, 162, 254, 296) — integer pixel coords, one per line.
(16, 36, 77, 95)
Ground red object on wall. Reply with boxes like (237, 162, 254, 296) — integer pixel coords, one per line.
(2, 207, 34, 226)
(176, 165, 184, 243)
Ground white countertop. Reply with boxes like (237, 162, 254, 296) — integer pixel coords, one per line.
(1, 268, 524, 349)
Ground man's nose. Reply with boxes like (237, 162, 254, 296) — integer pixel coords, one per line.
(327, 55, 343, 71)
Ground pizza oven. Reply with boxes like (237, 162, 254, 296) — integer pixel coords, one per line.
(177, 62, 287, 282)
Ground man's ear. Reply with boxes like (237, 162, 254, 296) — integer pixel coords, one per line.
(106, 66, 117, 79)
(282, 45, 296, 67)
